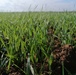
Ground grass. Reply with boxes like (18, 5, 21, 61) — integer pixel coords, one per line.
(0, 12, 76, 75)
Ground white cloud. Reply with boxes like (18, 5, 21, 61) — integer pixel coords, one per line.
(0, 0, 76, 11)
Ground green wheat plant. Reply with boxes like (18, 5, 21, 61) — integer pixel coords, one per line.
(0, 12, 76, 75)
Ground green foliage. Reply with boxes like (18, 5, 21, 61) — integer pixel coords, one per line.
(0, 12, 76, 75)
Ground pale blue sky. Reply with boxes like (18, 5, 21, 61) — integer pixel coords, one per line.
(0, 0, 76, 12)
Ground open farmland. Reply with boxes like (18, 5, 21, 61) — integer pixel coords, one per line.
(0, 12, 76, 75)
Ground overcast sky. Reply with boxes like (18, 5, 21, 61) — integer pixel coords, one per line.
(0, 0, 76, 12)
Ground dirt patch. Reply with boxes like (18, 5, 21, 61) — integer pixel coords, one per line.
(47, 26, 76, 75)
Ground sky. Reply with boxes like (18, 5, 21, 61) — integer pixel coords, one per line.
(0, 0, 76, 12)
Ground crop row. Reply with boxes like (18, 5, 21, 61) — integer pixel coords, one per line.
(0, 12, 76, 75)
